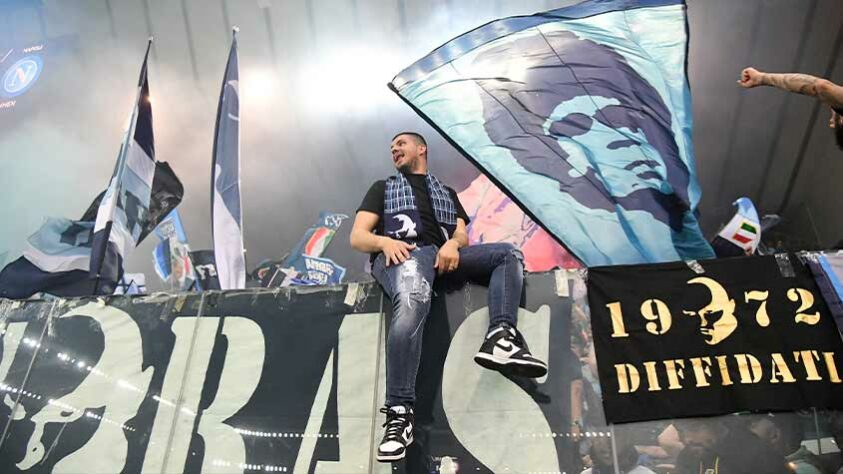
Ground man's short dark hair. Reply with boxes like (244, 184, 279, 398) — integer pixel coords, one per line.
(748, 413, 806, 451)
(392, 132, 427, 147)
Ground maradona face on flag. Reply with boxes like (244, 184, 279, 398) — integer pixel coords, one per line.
(391, 0, 714, 266)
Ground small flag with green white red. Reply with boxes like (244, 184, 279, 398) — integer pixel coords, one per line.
(712, 197, 761, 257)
(731, 220, 759, 245)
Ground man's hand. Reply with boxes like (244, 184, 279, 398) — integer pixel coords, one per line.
(831, 109, 839, 129)
(434, 240, 460, 275)
(738, 67, 764, 88)
(381, 238, 416, 267)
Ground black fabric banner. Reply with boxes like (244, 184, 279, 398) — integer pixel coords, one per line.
(0, 273, 577, 473)
(588, 254, 843, 424)
(189, 250, 221, 290)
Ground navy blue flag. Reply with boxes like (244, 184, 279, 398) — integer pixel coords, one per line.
(390, 0, 714, 266)
(211, 32, 245, 289)
(0, 257, 97, 299)
(0, 219, 107, 299)
(153, 237, 172, 280)
(90, 39, 156, 285)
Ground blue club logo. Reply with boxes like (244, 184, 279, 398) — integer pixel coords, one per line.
(2, 55, 43, 98)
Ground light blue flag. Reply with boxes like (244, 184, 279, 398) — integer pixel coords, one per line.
(152, 238, 172, 281)
(211, 32, 245, 289)
(154, 208, 189, 244)
(390, 0, 714, 266)
(734, 197, 760, 224)
(24, 218, 94, 273)
(152, 209, 196, 291)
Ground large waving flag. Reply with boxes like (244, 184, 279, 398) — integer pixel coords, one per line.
(211, 31, 245, 289)
(90, 39, 156, 285)
(390, 0, 714, 266)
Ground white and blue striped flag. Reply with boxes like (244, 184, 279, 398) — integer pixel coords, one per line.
(211, 31, 245, 289)
(90, 39, 155, 287)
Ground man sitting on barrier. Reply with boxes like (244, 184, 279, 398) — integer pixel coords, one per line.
(350, 131, 548, 462)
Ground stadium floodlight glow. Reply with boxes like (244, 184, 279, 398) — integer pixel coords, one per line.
(298, 44, 402, 114)
(240, 68, 277, 105)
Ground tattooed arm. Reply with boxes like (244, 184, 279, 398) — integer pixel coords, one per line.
(739, 67, 843, 109)
(816, 78, 843, 110)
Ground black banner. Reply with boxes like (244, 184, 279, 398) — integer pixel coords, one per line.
(189, 250, 221, 290)
(588, 255, 843, 423)
(0, 273, 577, 473)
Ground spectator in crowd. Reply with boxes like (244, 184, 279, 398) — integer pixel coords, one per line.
(738, 68, 843, 150)
(581, 436, 655, 474)
(656, 424, 685, 460)
(747, 413, 826, 474)
(674, 417, 790, 474)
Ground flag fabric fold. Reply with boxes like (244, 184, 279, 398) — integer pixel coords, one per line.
(153, 237, 172, 281)
(90, 40, 156, 285)
(23, 218, 94, 273)
(0, 257, 97, 299)
(82, 161, 184, 244)
(390, 0, 714, 266)
(0, 218, 104, 299)
(211, 33, 245, 290)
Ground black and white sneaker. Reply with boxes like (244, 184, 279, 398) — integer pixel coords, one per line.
(377, 404, 414, 462)
(474, 324, 548, 378)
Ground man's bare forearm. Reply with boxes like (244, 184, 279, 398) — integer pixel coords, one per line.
(449, 231, 469, 249)
(761, 72, 822, 96)
(350, 229, 385, 254)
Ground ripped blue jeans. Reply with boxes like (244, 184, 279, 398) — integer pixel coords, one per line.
(371, 242, 524, 406)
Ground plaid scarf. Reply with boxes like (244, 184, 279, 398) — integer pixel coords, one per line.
(383, 173, 457, 242)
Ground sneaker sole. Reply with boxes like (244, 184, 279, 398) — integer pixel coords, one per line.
(474, 352, 548, 378)
(376, 435, 414, 462)
(377, 451, 406, 462)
